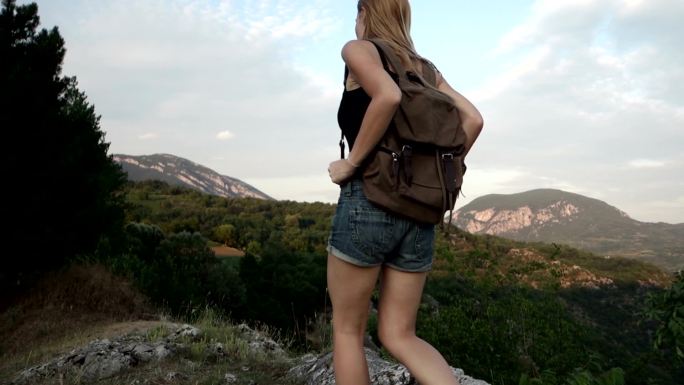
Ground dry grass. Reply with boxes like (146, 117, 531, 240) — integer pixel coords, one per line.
(0, 263, 157, 378)
(0, 264, 306, 385)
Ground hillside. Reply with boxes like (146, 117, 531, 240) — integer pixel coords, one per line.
(114, 153, 272, 200)
(121, 180, 672, 289)
(2, 181, 679, 384)
(452, 189, 684, 271)
(116, 180, 680, 384)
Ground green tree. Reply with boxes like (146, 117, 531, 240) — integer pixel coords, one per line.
(123, 222, 165, 262)
(238, 241, 326, 338)
(643, 271, 684, 365)
(1, 0, 127, 287)
(144, 231, 216, 312)
(245, 240, 262, 258)
(214, 223, 237, 246)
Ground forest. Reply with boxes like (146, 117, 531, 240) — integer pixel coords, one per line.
(108, 180, 683, 385)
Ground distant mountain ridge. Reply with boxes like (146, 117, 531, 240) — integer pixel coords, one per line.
(113, 153, 272, 200)
(453, 189, 684, 271)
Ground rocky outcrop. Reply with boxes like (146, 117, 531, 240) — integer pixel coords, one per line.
(235, 323, 286, 357)
(288, 348, 490, 385)
(505, 248, 616, 289)
(10, 322, 290, 385)
(11, 323, 201, 384)
(12, 321, 490, 385)
(454, 201, 580, 235)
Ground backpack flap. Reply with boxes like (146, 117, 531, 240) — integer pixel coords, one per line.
(358, 38, 469, 225)
(368, 39, 466, 148)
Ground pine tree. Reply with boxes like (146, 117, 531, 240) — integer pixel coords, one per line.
(0, 0, 127, 288)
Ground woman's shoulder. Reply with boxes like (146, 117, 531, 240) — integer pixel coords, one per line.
(341, 39, 379, 62)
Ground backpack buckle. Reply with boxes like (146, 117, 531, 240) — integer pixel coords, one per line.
(441, 153, 454, 160)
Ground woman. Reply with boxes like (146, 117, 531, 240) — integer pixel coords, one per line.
(326, 1, 483, 385)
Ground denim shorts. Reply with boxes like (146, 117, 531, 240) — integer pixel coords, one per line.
(326, 178, 436, 273)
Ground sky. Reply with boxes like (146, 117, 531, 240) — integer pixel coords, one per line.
(24, 0, 684, 224)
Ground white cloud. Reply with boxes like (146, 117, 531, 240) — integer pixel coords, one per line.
(245, 173, 339, 203)
(27, 0, 684, 223)
(460, 168, 529, 197)
(216, 131, 235, 141)
(32, 0, 341, 181)
(138, 132, 158, 140)
(631, 195, 684, 224)
(243, 2, 337, 40)
(469, 0, 684, 222)
(628, 159, 666, 169)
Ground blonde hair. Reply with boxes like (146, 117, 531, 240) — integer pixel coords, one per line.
(357, 0, 423, 71)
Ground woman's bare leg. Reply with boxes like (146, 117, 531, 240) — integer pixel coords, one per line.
(377, 266, 460, 385)
(327, 254, 382, 385)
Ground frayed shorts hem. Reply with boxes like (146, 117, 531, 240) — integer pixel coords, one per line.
(384, 262, 433, 273)
(326, 244, 433, 273)
(326, 244, 381, 268)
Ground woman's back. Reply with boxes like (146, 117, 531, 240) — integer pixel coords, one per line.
(325, 1, 483, 385)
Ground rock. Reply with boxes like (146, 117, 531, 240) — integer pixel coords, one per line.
(168, 323, 202, 341)
(235, 323, 286, 357)
(10, 319, 489, 385)
(207, 342, 226, 357)
(166, 371, 188, 380)
(288, 347, 490, 385)
(11, 323, 192, 384)
(12, 338, 138, 383)
(181, 357, 199, 370)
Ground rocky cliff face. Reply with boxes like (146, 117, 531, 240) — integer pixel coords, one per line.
(114, 153, 272, 200)
(456, 200, 582, 235)
(451, 189, 684, 271)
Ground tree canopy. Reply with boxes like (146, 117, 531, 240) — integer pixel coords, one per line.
(0, 0, 127, 287)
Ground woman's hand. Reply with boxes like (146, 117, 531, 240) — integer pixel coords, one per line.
(328, 159, 358, 185)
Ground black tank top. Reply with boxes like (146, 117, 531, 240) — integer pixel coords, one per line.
(336, 41, 398, 153)
(336, 43, 434, 154)
(336, 66, 371, 151)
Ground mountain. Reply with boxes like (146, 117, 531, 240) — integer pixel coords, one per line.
(452, 189, 684, 271)
(113, 153, 272, 200)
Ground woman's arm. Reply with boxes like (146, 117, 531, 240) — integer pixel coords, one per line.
(328, 40, 401, 184)
(436, 72, 484, 157)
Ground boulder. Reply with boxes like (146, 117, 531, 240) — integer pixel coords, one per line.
(11, 323, 189, 384)
(288, 347, 490, 385)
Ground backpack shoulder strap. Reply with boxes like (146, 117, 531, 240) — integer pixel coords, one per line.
(366, 38, 406, 79)
(420, 60, 437, 86)
(366, 41, 390, 73)
(368, 39, 438, 87)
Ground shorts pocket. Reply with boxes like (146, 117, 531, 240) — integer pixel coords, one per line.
(415, 224, 436, 258)
(349, 205, 395, 257)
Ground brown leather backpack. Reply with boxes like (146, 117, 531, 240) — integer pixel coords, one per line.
(340, 39, 467, 226)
